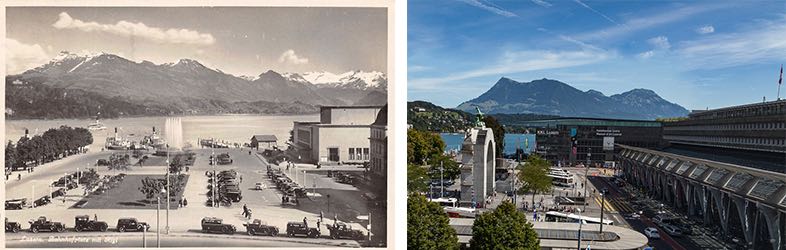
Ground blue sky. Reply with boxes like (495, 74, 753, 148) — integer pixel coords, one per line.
(408, 0, 786, 110)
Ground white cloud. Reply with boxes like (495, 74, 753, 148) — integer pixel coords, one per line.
(637, 50, 654, 59)
(574, 0, 617, 24)
(677, 17, 786, 69)
(278, 49, 309, 65)
(459, 0, 517, 17)
(409, 49, 612, 90)
(696, 25, 715, 34)
(6, 38, 51, 75)
(531, 0, 552, 8)
(52, 12, 215, 46)
(647, 36, 671, 50)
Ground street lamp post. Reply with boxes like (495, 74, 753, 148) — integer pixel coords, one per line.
(440, 161, 444, 198)
(582, 148, 591, 212)
(156, 195, 160, 248)
(599, 192, 605, 233)
(165, 145, 170, 235)
(577, 208, 583, 250)
(31, 181, 35, 208)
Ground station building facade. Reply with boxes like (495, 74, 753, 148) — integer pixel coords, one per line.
(292, 106, 384, 165)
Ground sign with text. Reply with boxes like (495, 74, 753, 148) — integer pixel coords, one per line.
(596, 129, 622, 137)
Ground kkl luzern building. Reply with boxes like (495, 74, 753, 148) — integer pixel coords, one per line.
(293, 106, 384, 165)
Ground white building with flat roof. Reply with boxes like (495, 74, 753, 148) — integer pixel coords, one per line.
(293, 106, 384, 164)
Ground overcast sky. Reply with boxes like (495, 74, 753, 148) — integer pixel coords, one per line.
(7, 7, 387, 76)
(409, 0, 786, 110)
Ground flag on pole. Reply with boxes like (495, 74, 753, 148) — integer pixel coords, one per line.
(779, 64, 783, 85)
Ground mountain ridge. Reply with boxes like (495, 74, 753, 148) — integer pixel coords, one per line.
(457, 77, 688, 120)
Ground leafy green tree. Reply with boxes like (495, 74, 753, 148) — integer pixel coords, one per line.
(517, 154, 552, 205)
(427, 154, 460, 181)
(108, 153, 131, 171)
(408, 194, 459, 250)
(470, 201, 539, 250)
(138, 177, 163, 202)
(483, 115, 504, 159)
(5, 141, 18, 173)
(408, 164, 430, 194)
(169, 155, 184, 174)
(407, 129, 445, 165)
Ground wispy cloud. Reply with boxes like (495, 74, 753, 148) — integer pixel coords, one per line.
(459, 0, 517, 17)
(637, 50, 654, 59)
(531, 0, 552, 8)
(537, 27, 604, 52)
(52, 12, 215, 46)
(409, 49, 612, 90)
(573, 0, 617, 24)
(576, 4, 730, 42)
(278, 49, 309, 65)
(677, 17, 786, 69)
(696, 25, 715, 34)
(6, 38, 50, 75)
(648, 36, 671, 50)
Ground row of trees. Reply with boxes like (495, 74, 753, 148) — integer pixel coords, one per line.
(408, 194, 540, 249)
(5, 126, 93, 171)
(138, 174, 187, 203)
(407, 129, 461, 194)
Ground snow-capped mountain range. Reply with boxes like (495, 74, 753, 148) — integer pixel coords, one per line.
(11, 51, 387, 110)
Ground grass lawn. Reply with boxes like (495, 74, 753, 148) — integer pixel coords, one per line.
(74, 174, 189, 210)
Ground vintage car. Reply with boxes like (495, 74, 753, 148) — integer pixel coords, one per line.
(74, 215, 108, 232)
(201, 217, 236, 234)
(33, 196, 51, 207)
(285, 222, 320, 238)
(116, 218, 150, 232)
(5, 218, 21, 233)
(29, 216, 65, 233)
(254, 182, 265, 190)
(5, 198, 27, 210)
(243, 219, 279, 236)
(326, 222, 364, 240)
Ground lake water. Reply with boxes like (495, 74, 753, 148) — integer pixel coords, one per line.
(6, 115, 320, 151)
(441, 133, 536, 155)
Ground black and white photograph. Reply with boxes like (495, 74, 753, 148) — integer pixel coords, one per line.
(4, 4, 390, 248)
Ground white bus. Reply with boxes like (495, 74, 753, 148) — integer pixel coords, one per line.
(544, 211, 613, 225)
(547, 173, 574, 187)
(429, 197, 477, 218)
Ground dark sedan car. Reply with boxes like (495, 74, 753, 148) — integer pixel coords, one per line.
(201, 217, 236, 234)
(29, 216, 65, 233)
(5, 218, 21, 233)
(74, 215, 108, 232)
(243, 219, 279, 236)
(285, 222, 319, 238)
(116, 218, 150, 232)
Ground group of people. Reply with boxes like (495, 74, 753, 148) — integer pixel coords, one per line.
(242, 204, 253, 219)
(178, 198, 189, 207)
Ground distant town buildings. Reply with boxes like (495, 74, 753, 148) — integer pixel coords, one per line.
(292, 105, 384, 164)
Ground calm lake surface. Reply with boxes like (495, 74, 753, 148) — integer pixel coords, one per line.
(441, 133, 536, 155)
(6, 115, 319, 151)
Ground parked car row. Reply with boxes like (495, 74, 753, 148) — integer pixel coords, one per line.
(329, 171, 355, 185)
(267, 169, 306, 206)
(206, 169, 243, 206)
(4, 216, 148, 233)
(209, 153, 233, 165)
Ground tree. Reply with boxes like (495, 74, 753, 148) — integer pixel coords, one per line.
(517, 154, 552, 206)
(5, 141, 18, 173)
(408, 164, 430, 194)
(169, 155, 184, 174)
(138, 177, 163, 202)
(108, 153, 131, 171)
(427, 154, 460, 181)
(483, 115, 504, 159)
(407, 129, 445, 165)
(470, 201, 539, 250)
(408, 194, 459, 250)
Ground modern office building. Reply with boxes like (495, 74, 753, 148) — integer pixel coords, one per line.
(292, 106, 384, 164)
(521, 118, 665, 166)
(661, 99, 786, 173)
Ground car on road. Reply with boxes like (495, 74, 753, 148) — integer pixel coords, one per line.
(644, 227, 660, 239)
(662, 224, 683, 237)
(243, 219, 279, 236)
(116, 218, 149, 232)
(326, 222, 364, 240)
(74, 215, 108, 232)
(285, 222, 320, 238)
(5, 198, 27, 210)
(29, 216, 65, 233)
(5, 218, 21, 233)
(201, 217, 236, 234)
(254, 182, 265, 190)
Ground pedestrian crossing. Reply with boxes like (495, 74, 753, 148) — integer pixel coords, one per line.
(594, 196, 636, 213)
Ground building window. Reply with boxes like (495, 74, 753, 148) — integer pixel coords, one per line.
(364, 148, 370, 160)
(349, 148, 356, 160)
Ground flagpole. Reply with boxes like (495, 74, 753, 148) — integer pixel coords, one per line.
(778, 64, 783, 100)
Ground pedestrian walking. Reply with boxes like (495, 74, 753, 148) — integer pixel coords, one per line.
(242, 204, 249, 217)
(17, 174, 21, 181)
(179, 199, 183, 208)
(317, 220, 321, 232)
(183, 198, 188, 207)
(94, 214, 98, 221)
(247, 209, 252, 219)
(303, 217, 308, 227)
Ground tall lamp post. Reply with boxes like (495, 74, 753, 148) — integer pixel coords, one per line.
(576, 208, 583, 250)
(582, 148, 591, 212)
(156, 189, 164, 248)
(599, 191, 605, 233)
(165, 144, 170, 235)
(439, 161, 444, 198)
